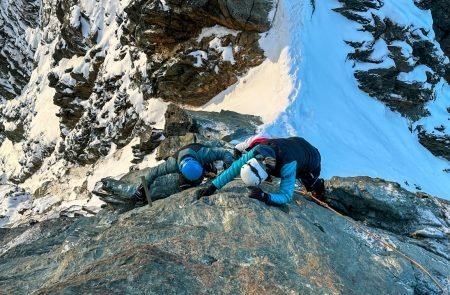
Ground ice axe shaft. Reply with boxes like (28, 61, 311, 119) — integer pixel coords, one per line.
(140, 176, 152, 206)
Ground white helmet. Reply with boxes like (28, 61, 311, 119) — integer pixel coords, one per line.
(240, 158, 269, 186)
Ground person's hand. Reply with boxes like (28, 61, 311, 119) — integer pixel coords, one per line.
(233, 148, 242, 159)
(197, 183, 217, 199)
(131, 184, 146, 202)
(248, 186, 269, 203)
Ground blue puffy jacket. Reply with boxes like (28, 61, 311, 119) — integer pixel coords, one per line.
(212, 137, 321, 205)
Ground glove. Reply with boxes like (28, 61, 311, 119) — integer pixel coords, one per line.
(233, 148, 242, 159)
(248, 186, 269, 203)
(197, 183, 217, 199)
(222, 161, 232, 170)
(131, 184, 147, 203)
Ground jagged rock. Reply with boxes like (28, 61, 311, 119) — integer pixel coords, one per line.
(146, 31, 265, 105)
(416, 126, 450, 161)
(125, 0, 276, 40)
(131, 128, 164, 164)
(415, 0, 450, 66)
(0, 0, 41, 100)
(51, 53, 105, 134)
(338, 3, 448, 121)
(157, 132, 198, 160)
(388, 45, 415, 72)
(2, 0, 274, 183)
(0, 179, 448, 294)
(336, 0, 382, 12)
(156, 104, 262, 160)
(354, 67, 433, 120)
(0, 184, 32, 227)
(11, 141, 56, 184)
(187, 109, 263, 142)
(336, 1, 450, 161)
(163, 104, 196, 137)
(326, 176, 450, 260)
(124, 0, 272, 106)
(52, 0, 94, 64)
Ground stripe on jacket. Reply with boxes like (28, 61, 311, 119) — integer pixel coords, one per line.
(267, 161, 297, 205)
(212, 147, 257, 189)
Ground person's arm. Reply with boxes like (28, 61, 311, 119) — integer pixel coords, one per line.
(266, 161, 297, 205)
(212, 148, 257, 189)
(200, 147, 234, 168)
(144, 157, 179, 187)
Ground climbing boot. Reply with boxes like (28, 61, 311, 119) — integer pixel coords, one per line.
(92, 177, 142, 204)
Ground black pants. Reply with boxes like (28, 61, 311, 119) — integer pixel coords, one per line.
(299, 166, 324, 194)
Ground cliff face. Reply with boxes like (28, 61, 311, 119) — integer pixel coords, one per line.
(0, 0, 275, 185)
(0, 177, 448, 294)
(0, 0, 41, 101)
(0, 2, 449, 292)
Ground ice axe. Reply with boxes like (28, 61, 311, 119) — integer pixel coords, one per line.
(140, 176, 152, 206)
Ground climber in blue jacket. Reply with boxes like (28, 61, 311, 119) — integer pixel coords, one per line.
(94, 143, 234, 204)
(198, 137, 325, 205)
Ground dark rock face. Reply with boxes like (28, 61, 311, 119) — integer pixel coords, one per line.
(11, 141, 56, 184)
(52, 54, 105, 134)
(52, 0, 95, 64)
(156, 104, 262, 160)
(416, 126, 450, 161)
(0, 0, 41, 101)
(335, 0, 450, 160)
(40, 0, 273, 169)
(124, 0, 274, 105)
(415, 0, 450, 60)
(0, 177, 448, 294)
(337, 5, 446, 120)
(326, 176, 450, 260)
(0, 0, 275, 184)
(126, 0, 276, 39)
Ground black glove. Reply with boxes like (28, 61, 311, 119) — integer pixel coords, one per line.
(248, 186, 269, 203)
(222, 161, 231, 170)
(131, 184, 147, 203)
(233, 148, 242, 159)
(197, 183, 217, 199)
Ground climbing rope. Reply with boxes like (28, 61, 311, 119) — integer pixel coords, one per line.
(294, 188, 448, 294)
(229, 176, 447, 292)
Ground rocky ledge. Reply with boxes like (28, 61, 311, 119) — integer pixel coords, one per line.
(0, 177, 448, 294)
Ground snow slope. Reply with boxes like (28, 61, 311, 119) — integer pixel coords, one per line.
(204, 0, 450, 198)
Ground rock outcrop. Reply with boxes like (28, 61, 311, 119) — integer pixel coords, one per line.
(0, 0, 41, 101)
(415, 0, 450, 60)
(416, 125, 450, 162)
(327, 176, 450, 260)
(123, 0, 275, 106)
(0, 177, 448, 294)
(334, 0, 450, 161)
(336, 0, 447, 120)
(0, 0, 275, 184)
(156, 104, 262, 160)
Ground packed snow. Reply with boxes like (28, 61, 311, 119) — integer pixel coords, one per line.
(189, 50, 208, 68)
(197, 25, 239, 42)
(201, 2, 291, 123)
(398, 65, 432, 83)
